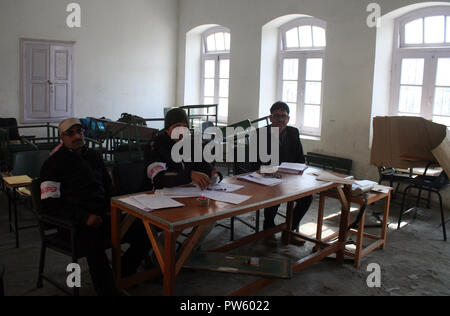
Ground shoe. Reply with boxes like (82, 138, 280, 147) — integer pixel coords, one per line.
(282, 231, 305, 246)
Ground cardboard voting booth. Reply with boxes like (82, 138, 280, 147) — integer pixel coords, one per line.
(371, 116, 450, 176)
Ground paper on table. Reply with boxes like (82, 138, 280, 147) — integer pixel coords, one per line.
(121, 194, 184, 211)
(316, 171, 355, 184)
(155, 187, 202, 198)
(237, 173, 283, 186)
(278, 163, 308, 174)
(119, 197, 150, 211)
(207, 183, 244, 192)
(202, 191, 251, 205)
(371, 184, 392, 194)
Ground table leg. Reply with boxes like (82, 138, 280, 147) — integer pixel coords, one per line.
(381, 192, 391, 249)
(336, 185, 351, 264)
(13, 188, 19, 248)
(163, 230, 176, 296)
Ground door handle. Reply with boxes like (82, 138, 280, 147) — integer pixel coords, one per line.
(47, 80, 53, 85)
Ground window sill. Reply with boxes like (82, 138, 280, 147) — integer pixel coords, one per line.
(300, 134, 321, 142)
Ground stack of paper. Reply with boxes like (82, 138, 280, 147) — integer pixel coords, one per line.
(119, 194, 184, 212)
(316, 171, 355, 184)
(278, 163, 308, 174)
(352, 180, 378, 195)
(371, 184, 391, 194)
(237, 173, 283, 186)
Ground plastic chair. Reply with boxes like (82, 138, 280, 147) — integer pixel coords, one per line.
(11, 150, 50, 178)
(398, 165, 448, 241)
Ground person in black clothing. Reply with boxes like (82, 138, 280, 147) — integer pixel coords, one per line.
(260, 102, 313, 245)
(146, 108, 217, 189)
(40, 118, 150, 296)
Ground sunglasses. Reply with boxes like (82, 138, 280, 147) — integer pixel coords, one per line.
(63, 127, 84, 137)
(272, 114, 289, 120)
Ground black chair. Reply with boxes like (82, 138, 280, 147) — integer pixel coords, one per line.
(398, 165, 448, 241)
(31, 178, 83, 296)
(0, 264, 5, 296)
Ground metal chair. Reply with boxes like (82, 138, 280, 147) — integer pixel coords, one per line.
(31, 178, 83, 296)
(398, 165, 448, 241)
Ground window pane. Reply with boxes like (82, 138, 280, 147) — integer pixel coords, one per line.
(436, 58, 450, 86)
(220, 59, 230, 78)
(305, 82, 322, 105)
(283, 59, 299, 80)
(286, 27, 299, 48)
(312, 26, 326, 47)
(304, 104, 321, 128)
(204, 60, 215, 78)
(206, 34, 216, 52)
(204, 97, 214, 104)
(215, 32, 225, 51)
(433, 87, 450, 116)
(218, 98, 228, 117)
(225, 32, 231, 50)
(287, 103, 297, 126)
(424, 16, 445, 44)
(400, 59, 424, 85)
(405, 19, 423, 44)
(306, 58, 323, 81)
(399, 85, 422, 113)
(447, 16, 450, 43)
(299, 25, 313, 48)
(433, 115, 450, 127)
(204, 79, 215, 97)
(219, 79, 229, 98)
(282, 81, 298, 103)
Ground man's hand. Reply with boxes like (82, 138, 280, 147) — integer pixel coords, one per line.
(86, 215, 103, 228)
(191, 171, 212, 190)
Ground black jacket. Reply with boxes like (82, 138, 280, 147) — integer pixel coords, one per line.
(258, 125, 305, 164)
(40, 145, 112, 225)
(145, 130, 213, 189)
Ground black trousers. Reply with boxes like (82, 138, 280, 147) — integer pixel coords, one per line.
(263, 195, 313, 231)
(60, 218, 150, 296)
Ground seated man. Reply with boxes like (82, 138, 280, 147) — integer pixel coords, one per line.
(40, 118, 150, 296)
(259, 102, 313, 245)
(145, 108, 217, 190)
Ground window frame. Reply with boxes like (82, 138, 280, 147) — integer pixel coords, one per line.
(390, 7, 450, 127)
(277, 17, 327, 137)
(201, 26, 231, 123)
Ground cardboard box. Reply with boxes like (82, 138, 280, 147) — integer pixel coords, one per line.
(371, 116, 449, 174)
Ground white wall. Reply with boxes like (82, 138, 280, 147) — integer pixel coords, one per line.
(0, 0, 178, 132)
(176, 0, 446, 180)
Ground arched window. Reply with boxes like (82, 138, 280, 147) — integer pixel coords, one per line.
(278, 17, 326, 136)
(391, 6, 450, 127)
(201, 26, 231, 122)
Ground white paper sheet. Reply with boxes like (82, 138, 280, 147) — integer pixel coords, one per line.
(237, 173, 283, 186)
(316, 171, 355, 184)
(202, 191, 252, 205)
(207, 183, 244, 192)
(121, 194, 184, 211)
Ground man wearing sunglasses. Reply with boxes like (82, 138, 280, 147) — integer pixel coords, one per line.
(259, 102, 313, 246)
(40, 118, 150, 296)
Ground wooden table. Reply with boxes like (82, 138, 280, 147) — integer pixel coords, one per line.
(2, 175, 34, 248)
(110, 168, 351, 296)
(315, 189, 392, 267)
